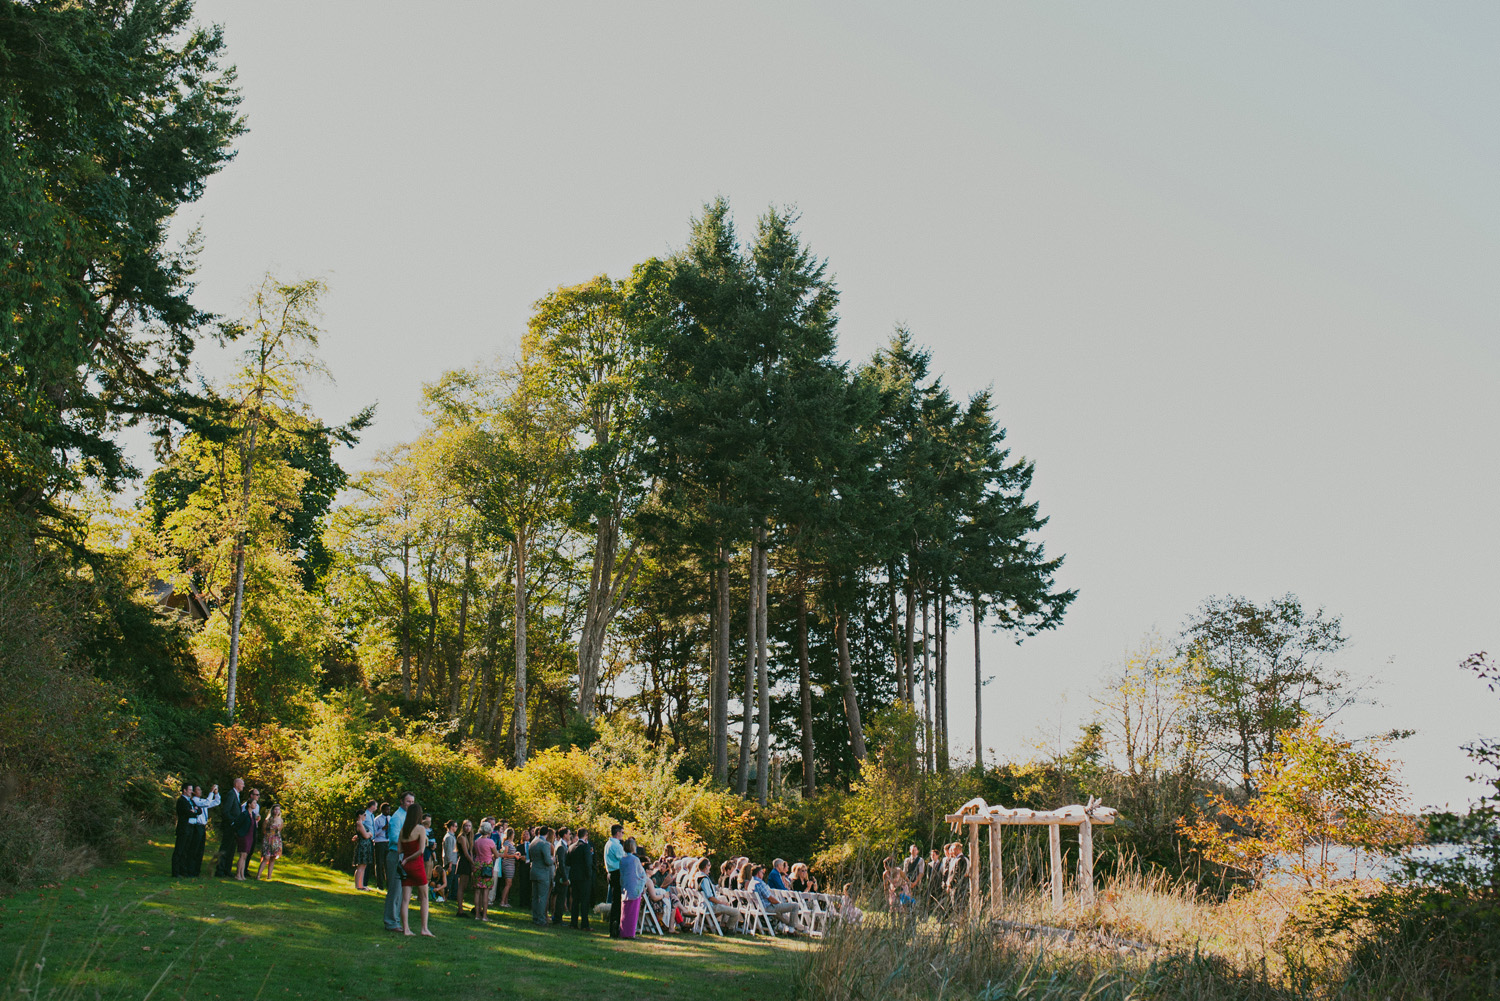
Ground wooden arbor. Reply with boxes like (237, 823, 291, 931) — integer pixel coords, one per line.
(944, 796, 1118, 916)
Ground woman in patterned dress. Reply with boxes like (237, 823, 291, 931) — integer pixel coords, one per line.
(353, 806, 374, 890)
(256, 805, 284, 880)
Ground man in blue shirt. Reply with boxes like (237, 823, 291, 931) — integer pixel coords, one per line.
(766, 858, 790, 891)
(750, 864, 803, 933)
(382, 791, 414, 931)
(604, 823, 625, 938)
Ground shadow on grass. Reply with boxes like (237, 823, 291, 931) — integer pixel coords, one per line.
(2, 838, 804, 1000)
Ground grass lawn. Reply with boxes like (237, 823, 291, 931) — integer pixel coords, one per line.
(0, 835, 806, 1000)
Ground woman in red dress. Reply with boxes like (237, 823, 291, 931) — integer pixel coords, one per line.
(398, 803, 434, 937)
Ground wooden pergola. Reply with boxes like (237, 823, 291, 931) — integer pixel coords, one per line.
(944, 796, 1118, 915)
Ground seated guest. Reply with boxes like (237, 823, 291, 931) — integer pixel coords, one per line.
(749, 864, 804, 932)
(694, 858, 740, 933)
(839, 882, 864, 923)
(790, 862, 817, 893)
(640, 850, 675, 931)
(767, 858, 793, 891)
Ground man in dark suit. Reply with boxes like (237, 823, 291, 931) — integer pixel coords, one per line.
(171, 783, 195, 876)
(550, 827, 572, 925)
(215, 777, 245, 877)
(567, 829, 595, 929)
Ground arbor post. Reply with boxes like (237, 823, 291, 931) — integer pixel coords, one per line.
(1078, 817, 1095, 906)
(968, 820, 981, 919)
(1048, 823, 1063, 912)
(989, 820, 1003, 911)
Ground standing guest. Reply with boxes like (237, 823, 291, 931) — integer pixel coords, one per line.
(790, 862, 818, 894)
(172, 782, 196, 876)
(486, 816, 504, 912)
(619, 838, 646, 939)
(171, 780, 196, 876)
(551, 828, 573, 925)
(371, 802, 391, 887)
(353, 807, 374, 891)
(901, 845, 925, 889)
(381, 792, 414, 932)
(236, 789, 260, 881)
(498, 826, 519, 908)
(604, 823, 625, 938)
(256, 805, 284, 880)
(455, 820, 475, 918)
(750, 864, 804, 932)
(398, 803, 435, 937)
(216, 778, 246, 878)
(694, 858, 740, 933)
(527, 826, 555, 927)
(567, 829, 594, 930)
(442, 820, 459, 903)
(472, 821, 497, 921)
(422, 815, 443, 903)
(514, 827, 532, 909)
(882, 856, 901, 908)
(186, 784, 218, 877)
(926, 849, 943, 904)
(942, 841, 969, 915)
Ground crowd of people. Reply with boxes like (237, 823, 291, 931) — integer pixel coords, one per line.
(170, 777, 849, 941)
(170, 778, 283, 882)
(881, 841, 972, 914)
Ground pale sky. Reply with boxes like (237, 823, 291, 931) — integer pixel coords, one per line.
(170, 2, 1499, 807)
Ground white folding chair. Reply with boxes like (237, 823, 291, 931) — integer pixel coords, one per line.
(639, 889, 667, 935)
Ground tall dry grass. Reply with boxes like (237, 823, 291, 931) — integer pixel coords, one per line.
(797, 864, 1494, 1000)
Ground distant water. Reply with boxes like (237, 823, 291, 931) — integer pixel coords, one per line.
(1270, 844, 1482, 883)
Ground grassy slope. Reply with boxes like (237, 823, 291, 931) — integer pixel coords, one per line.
(0, 836, 805, 1000)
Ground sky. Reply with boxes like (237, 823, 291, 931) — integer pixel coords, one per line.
(168, 1, 1499, 808)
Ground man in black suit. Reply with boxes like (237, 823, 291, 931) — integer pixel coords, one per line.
(171, 783, 195, 876)
(215, 777, 245, 877)
(551, 827, 572, 925)
(567, 829, 595, 930)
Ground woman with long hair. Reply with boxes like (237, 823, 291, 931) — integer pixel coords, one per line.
(236, 789, 261, 880)
(454, 820, 474, 918)
(398, 802, 434, 937)
(498, 825, 518, 907)
(353, 806, 373, 891)
(790, 861, 817, 893)
(256, 805, 284, 880)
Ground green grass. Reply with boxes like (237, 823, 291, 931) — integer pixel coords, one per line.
(0, 836, 805, 1000)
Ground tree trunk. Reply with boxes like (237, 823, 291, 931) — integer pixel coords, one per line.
(399, 539, 413, 699)
(225, 538, 248, 723)
(225, 407, 261, 724)
(450, 550, 471, 717)
(714, 556, 730, 784)
(938, 589, 949, 773)
(903, 573, 917, 705)
(973, 597, 983, 770)
(577, 513, 639, 719)
(922, 586, 932, 774)
(836, 602, 866, 763)
(736, 540, 759, 796)
(755, 536, 771, 807)
(888, 572, 904, 702)
(513, 535, 529, 765)
(797, 588, 815, 799)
